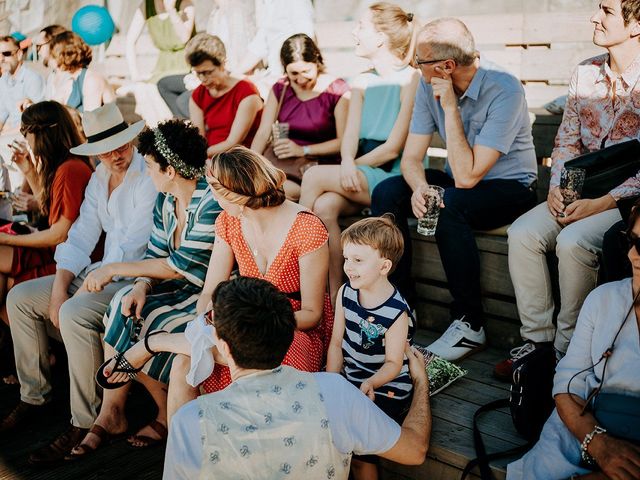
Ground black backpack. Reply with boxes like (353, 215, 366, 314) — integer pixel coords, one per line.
(461, 343, 556, 480)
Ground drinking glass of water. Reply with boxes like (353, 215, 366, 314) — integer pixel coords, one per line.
(271, 122, 290, 141)
(559, 167, 586, 217)
(417, 185, 445, 236)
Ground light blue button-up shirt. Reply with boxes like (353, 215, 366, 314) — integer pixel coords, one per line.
(0, 64, 44, 129)
(410, 58, 537, 186)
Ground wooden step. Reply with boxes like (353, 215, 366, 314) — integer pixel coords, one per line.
(380, 330, 528, 480)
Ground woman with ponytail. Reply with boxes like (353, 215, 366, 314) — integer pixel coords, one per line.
(299, 2, 420, 302)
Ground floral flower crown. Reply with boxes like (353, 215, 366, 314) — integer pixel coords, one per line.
(153, 127, 205, 180)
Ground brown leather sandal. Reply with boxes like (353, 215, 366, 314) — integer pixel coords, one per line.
(127, 419, 168, 449)
(65, 424, 126, 460)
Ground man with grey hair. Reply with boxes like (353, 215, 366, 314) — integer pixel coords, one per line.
(371, 18, 538, 361)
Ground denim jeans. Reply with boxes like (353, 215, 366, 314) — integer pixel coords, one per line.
(371, 169, 537, 329)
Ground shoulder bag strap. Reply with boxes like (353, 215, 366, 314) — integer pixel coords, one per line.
(274, 81, 289, 122)
(460, 399, 533, 480)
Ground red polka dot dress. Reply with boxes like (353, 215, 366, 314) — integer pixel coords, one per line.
(201, 210, 334, 393)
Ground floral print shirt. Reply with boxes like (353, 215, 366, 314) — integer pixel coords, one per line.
(551, 53, 640, 200)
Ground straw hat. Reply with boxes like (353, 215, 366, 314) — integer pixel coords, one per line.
(70, 103, 145, 156)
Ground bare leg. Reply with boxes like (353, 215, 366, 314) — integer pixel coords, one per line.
(167, 354, 198, 425)
(128, 373, 168, 447)
(300, 166, 372, 303)
(351, 458, 379, 480)
(70, 343, 129, 455)
(283, 180, 301, 202)
(313, 192, 362, 302)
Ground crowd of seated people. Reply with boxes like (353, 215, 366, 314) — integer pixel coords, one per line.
(0, 0, 639, 479)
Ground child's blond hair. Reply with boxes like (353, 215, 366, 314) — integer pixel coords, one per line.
(340, 215, 404, 273)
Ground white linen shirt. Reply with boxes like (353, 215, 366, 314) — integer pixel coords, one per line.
(54, 148, 157, 276)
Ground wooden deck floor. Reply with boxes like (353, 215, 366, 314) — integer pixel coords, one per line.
(0, 333, 527, 480)
(381, 331, 529, 480)
(0, 343, 164, 480)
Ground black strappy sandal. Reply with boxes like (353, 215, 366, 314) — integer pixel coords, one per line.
(95, 330, 168, 390)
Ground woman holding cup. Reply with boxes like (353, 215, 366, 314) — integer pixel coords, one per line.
(0, 101, 92, 383)
(251, 33, 350, 201)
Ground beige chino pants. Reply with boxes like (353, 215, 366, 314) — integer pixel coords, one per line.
(6, 272, 131, 429)
(508, 202, 621, 354)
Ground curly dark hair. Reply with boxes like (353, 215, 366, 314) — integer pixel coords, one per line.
(20, 101, 89, 216)
(212, 277, 296, 369)
(137, 119, 207, 175)
(50, 31, 92, 72)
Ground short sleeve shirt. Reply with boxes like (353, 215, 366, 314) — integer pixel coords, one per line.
(48, 157, 93, 226)
(192, 79, 262, 147)
(410, 58, 537, 186)
(163, 372, 401, 479)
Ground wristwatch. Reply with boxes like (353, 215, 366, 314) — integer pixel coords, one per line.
(580, 425, 606, 467)
(303, 145, 311, 156)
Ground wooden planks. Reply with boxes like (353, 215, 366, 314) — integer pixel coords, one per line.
(381, 331, 528, 480)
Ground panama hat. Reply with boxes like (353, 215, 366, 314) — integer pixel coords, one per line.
(70, 103, 145, 156)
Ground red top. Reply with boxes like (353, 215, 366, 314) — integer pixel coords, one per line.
(201, 210, 334, 394)
(49, 157, 93, 226)
(191, 79, 262, 147)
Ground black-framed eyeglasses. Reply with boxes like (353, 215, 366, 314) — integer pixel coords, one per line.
(414, 54, 448, 66)
(192, 68, 217, 79)
(0, 50, 17, 57)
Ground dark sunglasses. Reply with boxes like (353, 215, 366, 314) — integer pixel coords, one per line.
(626, 232, 640, 253)
(204, 309, 214, 326)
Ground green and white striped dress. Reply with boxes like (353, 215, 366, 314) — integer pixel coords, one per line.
(103, 177, 220, 383)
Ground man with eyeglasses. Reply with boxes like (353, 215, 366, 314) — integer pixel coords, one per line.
(371, 18, 538, 362)
(2, 103, 157, 464)
(0, 35, 44, 190)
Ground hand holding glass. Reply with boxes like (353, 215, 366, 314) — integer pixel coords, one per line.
(558, 167, 586, 217)
(271, 122, 290, 141)
(417, 185, 445, 236)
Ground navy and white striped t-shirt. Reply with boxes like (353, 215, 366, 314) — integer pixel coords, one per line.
(341, 282, 415, 400)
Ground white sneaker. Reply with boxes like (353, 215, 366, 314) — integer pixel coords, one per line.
(427, 318, 487, 361)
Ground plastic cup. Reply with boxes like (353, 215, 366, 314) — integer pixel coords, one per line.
(417, 185, 445, 236)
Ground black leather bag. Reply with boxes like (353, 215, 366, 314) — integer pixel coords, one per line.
(461, 344, 556, 480)
(564, 139, 640, 199)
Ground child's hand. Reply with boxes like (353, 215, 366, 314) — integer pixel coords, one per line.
(360, 380, 376, 401)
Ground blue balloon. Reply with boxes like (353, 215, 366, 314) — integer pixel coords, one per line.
(72, 5, 115, 46)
